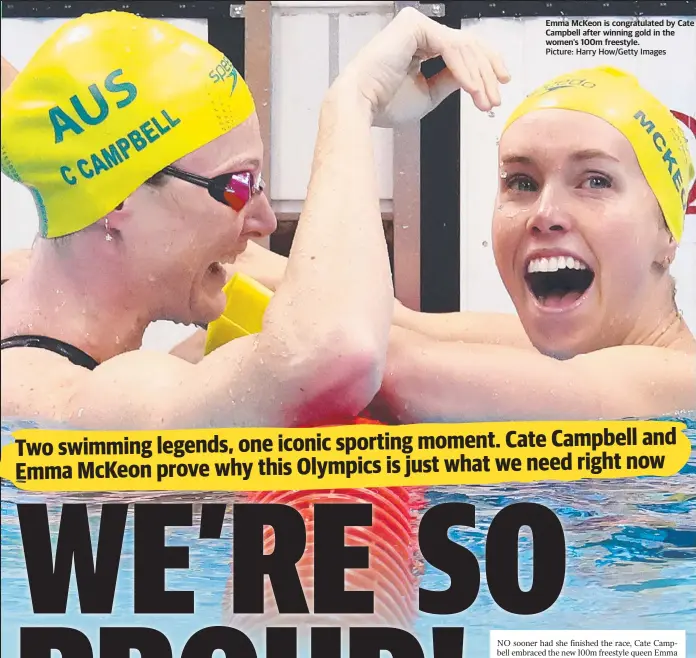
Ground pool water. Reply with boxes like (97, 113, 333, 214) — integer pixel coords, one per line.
(2, 415, 694, 657)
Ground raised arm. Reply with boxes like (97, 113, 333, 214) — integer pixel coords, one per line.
(378, 327, 696, 422)
(10, 76, 386, 429)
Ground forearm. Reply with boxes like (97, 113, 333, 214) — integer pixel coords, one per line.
(268, 81, 393, 355)
(379, 328, 604, 423)
(393, 302, 533, 348)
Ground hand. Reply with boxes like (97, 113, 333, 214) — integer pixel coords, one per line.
(337, 7, 510, 126)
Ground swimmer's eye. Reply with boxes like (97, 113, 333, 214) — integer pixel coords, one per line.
(581, 173, 613, 189)
(506, 175, 538, 193)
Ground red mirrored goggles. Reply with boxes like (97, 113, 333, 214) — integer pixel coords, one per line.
(161, 165, 265, 212)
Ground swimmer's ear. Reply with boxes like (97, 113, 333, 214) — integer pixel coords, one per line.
(103, 197, 133, 234)
(654, 231, 677, 270)
(105, 197, 132, 231)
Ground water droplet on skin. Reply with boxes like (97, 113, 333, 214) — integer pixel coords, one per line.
(27, 323, 33, 330)
(148, 275, 156, 283)
(500, 171, 508, 179)
(401, 225, 410, 229)
(78, 408, 84, 418)
(115, 336, 121, 345)
(498, 205, 504, 211)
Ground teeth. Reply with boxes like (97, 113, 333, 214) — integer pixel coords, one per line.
(527, 255, 588, 273)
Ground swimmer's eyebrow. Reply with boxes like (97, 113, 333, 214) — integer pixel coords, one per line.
(214, 158, 261, 175)
(236, 157, 261, 171)
(501, 150, 620, 166)
(501, 154, 534, 166)
(568, 149, 621, 164)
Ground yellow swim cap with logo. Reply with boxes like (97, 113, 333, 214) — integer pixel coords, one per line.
(1, 11, 255, 238)
(503, 66, 694, 243)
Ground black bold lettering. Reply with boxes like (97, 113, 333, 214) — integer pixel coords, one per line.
(314, 503, 373, 613)
(310, 628, 341, 657)
(18, 503, 127, 613)
(181, 626, 257, 658)
(486, 503, 565, 614)
(418, 502, 479, 614)
(134, 503, 193, 613)
(349, 627, 424, 657)
(20, 627, 92, 657)
(100, 627, 172, 658)
(267, 628, 297, 658)
(432, 627, 465, 657)
(233, 504, 308, 613)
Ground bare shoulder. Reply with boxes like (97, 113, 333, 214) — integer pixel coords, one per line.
(572, 344, 696, 413)
(574, 343, 695, 372)
(0, 346, 192, 423)
(1, 346, 89, 420)
(1, 249, 32, 281)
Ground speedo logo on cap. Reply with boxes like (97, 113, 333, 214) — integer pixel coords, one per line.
(541, 78, 597, 94)
(209, 57, 239, 96)
(634, 110, 688, 209)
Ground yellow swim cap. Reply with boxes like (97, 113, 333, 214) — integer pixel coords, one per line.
(1, 11, 255, 238)
(503, 67, 694, 242)
(204, 273, 273, 355)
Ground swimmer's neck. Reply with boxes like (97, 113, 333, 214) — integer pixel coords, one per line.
(626, 303, 694, 352)
(2, 240, 152, 362)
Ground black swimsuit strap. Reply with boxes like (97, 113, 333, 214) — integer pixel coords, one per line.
(0, 335, 100, 370)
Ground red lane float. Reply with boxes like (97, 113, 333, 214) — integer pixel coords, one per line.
(226, 417, 426, 634)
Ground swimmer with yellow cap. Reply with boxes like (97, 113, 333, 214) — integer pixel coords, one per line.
(1, 8, 509, 427)
(377, 65, 695, 422)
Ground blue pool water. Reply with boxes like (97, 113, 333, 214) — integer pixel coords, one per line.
(1, 415, 694, 657)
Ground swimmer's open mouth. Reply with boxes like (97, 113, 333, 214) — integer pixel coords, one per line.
(208, 262, 225, 276)
(525, 255, 594, 308)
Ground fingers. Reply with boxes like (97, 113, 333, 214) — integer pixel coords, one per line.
(470, 43, 502, 108)
(445, 34, 510, 111)
(441, 45, 491, 111)
(482, 45, 512, 84)
(403, 11, 511, 113)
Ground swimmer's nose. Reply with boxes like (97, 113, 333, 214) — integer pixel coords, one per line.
(526, 185, 570, 235)
(242, 191, 277, 239)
